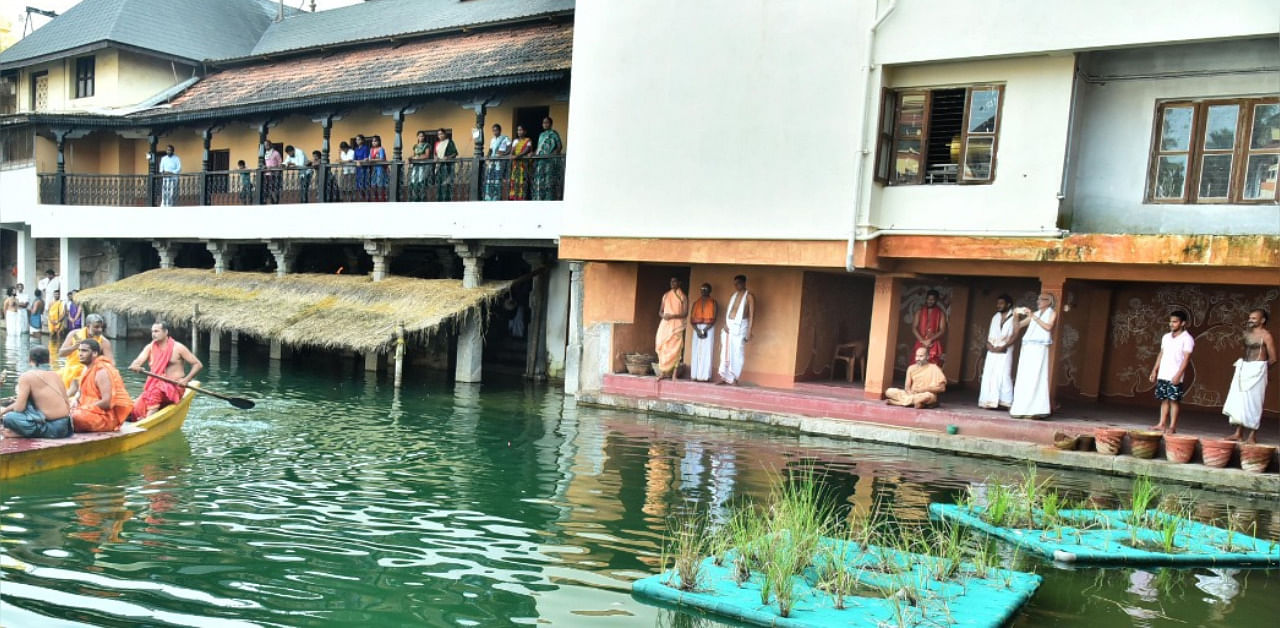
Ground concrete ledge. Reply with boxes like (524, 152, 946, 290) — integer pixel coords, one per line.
(580, 392, 1280, 498)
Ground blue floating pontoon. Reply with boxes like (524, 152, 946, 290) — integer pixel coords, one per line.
(930, 503, 1280, 567)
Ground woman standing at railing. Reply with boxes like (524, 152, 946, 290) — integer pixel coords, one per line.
(484, 123, 512, 201)
(532, 117, 563, 201)
(433, 128, 458, 201)
(368, 135, 388, 202)
(408, 131, 430, 201)
(508, 125, 533, 201)
(353, 134, 370, 201)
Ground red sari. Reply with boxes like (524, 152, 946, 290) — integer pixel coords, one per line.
(913, 305, 946, 365)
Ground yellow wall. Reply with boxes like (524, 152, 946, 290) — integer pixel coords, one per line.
(16, 48, 193, 112)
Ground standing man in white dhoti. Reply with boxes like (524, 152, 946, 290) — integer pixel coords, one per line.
(687, 283, 718, 382)
(978, 294, 1016, 409)
(717, 275, 754, 386)
(1225, 309, 1275, 444)
(1010, 293, 1056, 419)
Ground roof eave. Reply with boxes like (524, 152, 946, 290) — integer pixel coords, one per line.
(0, 40, 201, 72)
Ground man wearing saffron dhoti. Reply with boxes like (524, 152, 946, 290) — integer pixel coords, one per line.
(68, 338, 133, 433)
(912, 290, 948, 366)
(978, 294, 1015, 409)
(886, 347, 947, 408)
(1224, 309, 1275, 444)
(654, 278, 688, 380)
(718, 275, 754, 385)
(128, 321, 202, 420)
(57, 314, 113, 389)
(1010, 293, 1056, 419)
(688, 284, 718, 382)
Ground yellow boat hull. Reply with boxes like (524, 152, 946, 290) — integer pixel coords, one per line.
(0, 384, 196, 480)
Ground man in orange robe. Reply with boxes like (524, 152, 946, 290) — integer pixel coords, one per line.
(912, 289, 948, 365)
(654, 277, 687, 380)
(128, 321, 201, 420)
(69, 338, 133, 433)
(687, 283, 718, 382)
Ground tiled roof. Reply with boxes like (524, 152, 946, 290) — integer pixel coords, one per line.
(245, 0, 575, 59)
(0, 0, 285, 69)
(158, 22, 572, 116)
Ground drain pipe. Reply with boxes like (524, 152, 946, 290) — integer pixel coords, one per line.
(846, 0, 896, 271)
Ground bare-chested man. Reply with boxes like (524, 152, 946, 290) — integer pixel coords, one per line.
(128, 321, 202, 419)
(1, 346, 74, 438)
(1224, 309, 1275, 443)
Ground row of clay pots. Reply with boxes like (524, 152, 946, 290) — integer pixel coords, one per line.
(1091, 427, 1276, 473)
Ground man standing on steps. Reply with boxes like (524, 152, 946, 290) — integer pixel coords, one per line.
(128, 321, 202, 420)
(717, 275, 754, 385)
(1149, 310, 1194, 433)
(1224, 309, 1275, 444)
(978, 294, 1016, 410)
(688, 283, 718, 382)
(654, 277, 687, 381)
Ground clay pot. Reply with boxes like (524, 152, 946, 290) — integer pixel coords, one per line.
(1163, 434, 1198, 464)
(1200, 439, 1236, 469)
(1095, 427, 1126, 455)
(623, 353, 656, 376)
(1075, 435, 1096, 452)
(1053, 432, 1078, 451)
(1240, 444, 1277, 473)
(1128, 430, 1163, 459)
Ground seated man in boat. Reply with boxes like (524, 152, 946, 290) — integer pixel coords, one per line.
(1, 346, 74, 438)
(128, 321, 202, 420)
(884, 346, 948, 409)
(58, 314, 114, 389)
(68, 338, 134, 433)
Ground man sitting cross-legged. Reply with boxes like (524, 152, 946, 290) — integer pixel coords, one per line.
(885, 347, 947, 409)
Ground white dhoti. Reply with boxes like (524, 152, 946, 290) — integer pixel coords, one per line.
(718, 323, 746, 384)
(1010, 342, 1051, 417)
(979, 350, 1014, 409)
(1223, 359, 1267, 430)
(690, 323, 715, 381)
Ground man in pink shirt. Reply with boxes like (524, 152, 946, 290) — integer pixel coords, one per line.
(1149, 310, 1194, 433)
(263, 140, 283, 204)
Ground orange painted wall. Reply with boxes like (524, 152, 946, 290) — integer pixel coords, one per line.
(956, 279, 1043, 386)
(583, 261, 638, 325)
(794, 271, 874, 381)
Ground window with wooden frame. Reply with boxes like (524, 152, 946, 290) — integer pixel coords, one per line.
(1148, 96, 1280, 204)
(74, 56, 95, 99)
(876, 84, 1004, 185)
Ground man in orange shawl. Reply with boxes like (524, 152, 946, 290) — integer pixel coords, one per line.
(69, 338, 133, 432)
(654, 277, 687, 380)
(912, 289, 948, 365)
(688, 283, 718, 382)
(128, 321, 202, 420)
(58, 314, 113, 388)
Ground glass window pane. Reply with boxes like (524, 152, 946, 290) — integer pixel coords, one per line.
(1198, 154, 1232, 199)
(896, 94, 925, 140)
(1250, 103, 1280, 150)
(1159, 106, 1193, 151)
(880, 92, 896, 134)
(963, 137, 994, 180)
(1154, 155, 1187, 199)
(1243, 154, 1279, 200)
(968, 88, 999, 133)
(893, 139, 922, 184)
(876, 141, 892, 180)
(1203, 104, 1239, 150)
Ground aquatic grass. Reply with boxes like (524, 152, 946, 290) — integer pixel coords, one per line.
(1128, 475, 1159, 527)
(661, 512, 711, 592)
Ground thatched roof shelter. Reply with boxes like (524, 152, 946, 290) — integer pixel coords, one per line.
(76, 269, 511, 354)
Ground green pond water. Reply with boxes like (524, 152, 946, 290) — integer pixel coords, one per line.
(1, 333, 1277, 627)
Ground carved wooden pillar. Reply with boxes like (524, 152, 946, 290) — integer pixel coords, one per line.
(200, 127, 214, 205)
(471, 103, 486, 200)
(147, 133, 159, 207)
(53, 129, 68, 204)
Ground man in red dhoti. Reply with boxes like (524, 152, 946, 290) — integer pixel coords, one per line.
(128, 321, 203, 420)
(69, 338, 134, 432)
(912, 289, 948, 366)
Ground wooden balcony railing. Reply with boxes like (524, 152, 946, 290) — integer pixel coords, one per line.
(36, 155, 566, 206)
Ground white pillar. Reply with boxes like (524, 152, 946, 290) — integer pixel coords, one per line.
(99, 241, 127, 339)
(364, 240, 396, 282)
(15, 225, 37, 294)
(153, 239, 177, 269)
(564, 261, 585, 395)
(544, 261, 570, 380)
(209, 328, 222, 353)
(207, 241, 236, 274)
(58, 237, 81, 295)
(266, 239, 295, 277)
(269, 339, 284, 360)
(453, 242, 487, 384)
(364, 351, 380, 372)
(523, 251, 549, 380)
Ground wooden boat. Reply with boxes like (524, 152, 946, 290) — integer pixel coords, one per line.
(0, 384, 196, 480)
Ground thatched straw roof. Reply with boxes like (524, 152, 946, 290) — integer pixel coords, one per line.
(76, 269, 511, 353)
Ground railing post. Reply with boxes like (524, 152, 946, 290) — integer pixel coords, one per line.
(201, 126, 214, 205)
(471, 105, 486, 201)
(319, 116, 333, 203)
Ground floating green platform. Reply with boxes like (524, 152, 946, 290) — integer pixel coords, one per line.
(930, 503, 1280, 567)
(632, 538, 1042, 628)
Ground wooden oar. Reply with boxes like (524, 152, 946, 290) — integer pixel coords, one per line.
(142, 371, 255, 409)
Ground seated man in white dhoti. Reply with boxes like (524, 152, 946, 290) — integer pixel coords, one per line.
(1225, 309, 1275, 444)
(978, 294, 1016, 409)
(1010, 293, 1056, 419)
(688, 283, 718, 382)
(717, 275, 754, 385)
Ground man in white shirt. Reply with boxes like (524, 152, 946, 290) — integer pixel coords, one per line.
(1149, 310, 1195, 433)
(284, 145, 308, 202)
(978, 294, 1016, 409)
(159, 145, 182, 206)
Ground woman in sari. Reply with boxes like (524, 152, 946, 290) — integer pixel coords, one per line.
(66, 290, 83, 332)
(532, 116, 563, 200)
(484, 123, 512, 201)
(368, 135, 388, 202)
(507, 125, 534, 200)
(353, 134, 370, 201)
(433, 128, 458, 201)
(408, 131, 431, 201)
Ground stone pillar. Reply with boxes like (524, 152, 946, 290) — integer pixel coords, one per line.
(99, 240, 127, 339)
(454, 242, 488, 383)
(269, 339, 285, 360)
(267, 240, 295, 276)
(941, 284, 969, 384)
(564, 261, 585, 395)
(523, 251, 549, 380)
(58, 237, 81, 295)
(364, 351, 381, 372)
(152, 239, 177, 269)
(15, 225, 37, 294)
(544, 261, 570, 380)
(209, 328, 222, 354)
(863, 273, 904, 400)
(206, 241, 236, 274)
(363, 240, 397, 282)
(1039, 274, 1067, 409)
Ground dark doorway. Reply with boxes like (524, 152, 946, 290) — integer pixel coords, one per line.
(514, 106, 550, 146)
(208, 149, 230, 193)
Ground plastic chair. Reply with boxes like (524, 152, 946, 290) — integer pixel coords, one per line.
(830, 340, 867, 383)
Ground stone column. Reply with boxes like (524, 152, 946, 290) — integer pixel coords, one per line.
(99, 240, 127, 339)
(153, 239, 177, 269)
(1039, 274, 1067, 410)
(543, 261, 570, 380)
(941, 284, 969, 384)
(364, 351, 382, 372)
(14, 225, 37, 294)
(564, 261, 585, 395)
(209, 328, 223, 354)
(267, 239, 295, 276)
(363, 239, 398, 282)
(206, 241, 236, 274)
(269, 339, 285, 360)
(58, 237, 81, 294)
(523, 251, 549, 380)
(454, 242, 487, 383)
(863, 273, 904, 400)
